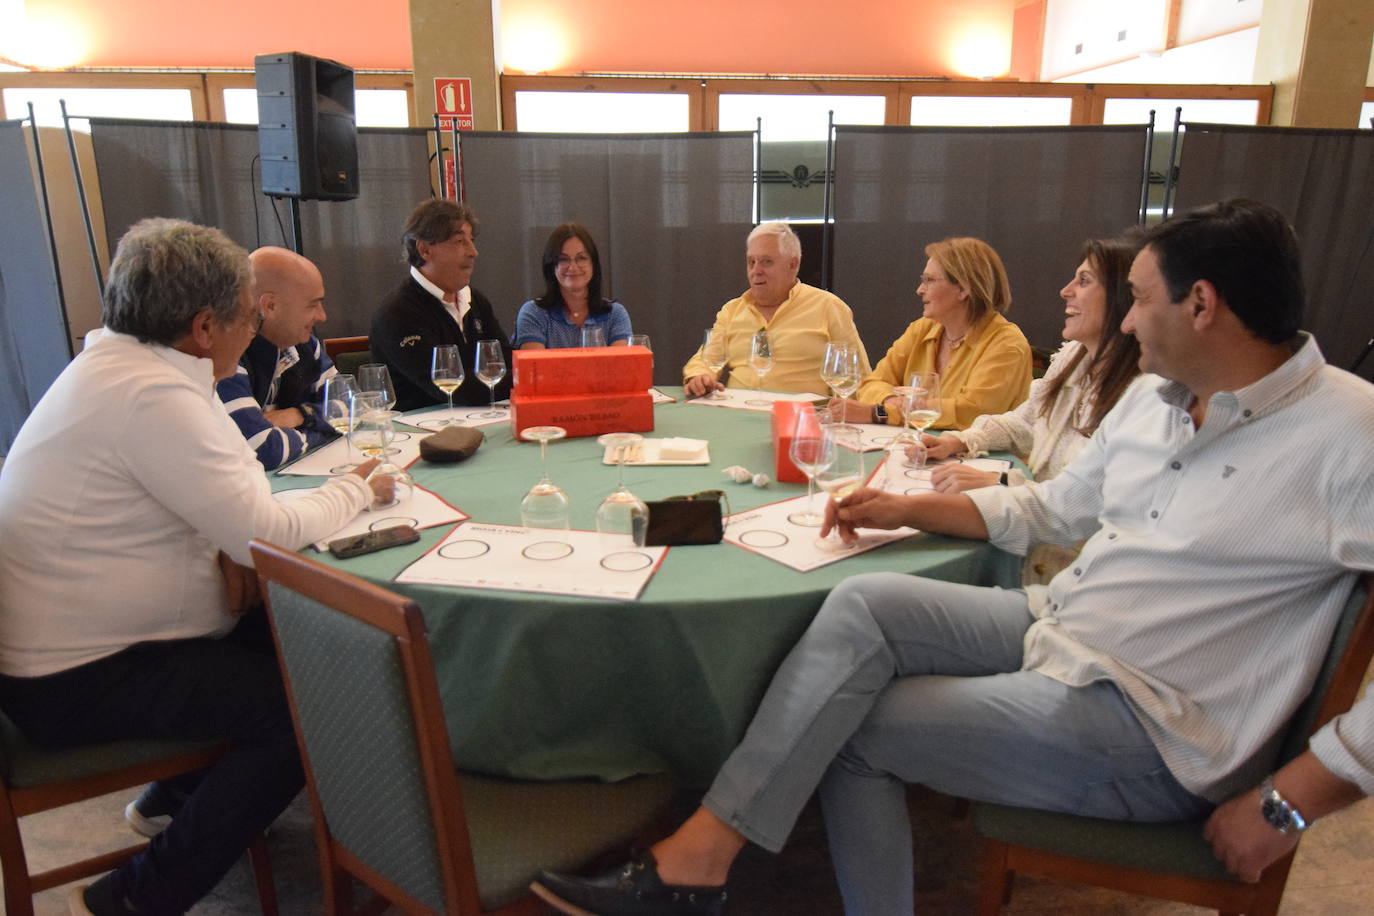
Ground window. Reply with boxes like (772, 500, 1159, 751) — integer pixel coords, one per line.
(222, 87, 411, 127)
(1102, 97, 1260, 126)
(909, 95, 1073, 126)
(717, 93, 885, 142)
(4, 87, 194, 128)
(513, 91, 689, 132)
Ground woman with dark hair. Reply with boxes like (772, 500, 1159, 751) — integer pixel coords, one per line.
(513, 223, 633, 349)
(921, 233, 1144, 582)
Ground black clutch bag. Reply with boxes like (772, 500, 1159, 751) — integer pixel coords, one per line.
(645, 491, 726, 546)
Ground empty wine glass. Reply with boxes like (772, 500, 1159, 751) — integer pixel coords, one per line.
(700, 328, 730, 400)
(787, 407, 836, 527)
(323, 374, 360, 473)
(474, 339, 506, 419)
(357, 363, 396, 411)
(628, 333, 651, 350)
(580, 326, 607, 348)
(814, 427, 864, 550)
(429, 345, 465, 428)
(519, 426, 571, 551)
(368, 411, 415, 509)
(595, 432, 649, 549)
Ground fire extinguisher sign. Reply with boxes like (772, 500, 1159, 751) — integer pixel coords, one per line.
(434, 78, 474, 131)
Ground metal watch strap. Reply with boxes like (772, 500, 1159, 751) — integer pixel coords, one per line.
(1260, 775, 1309, 834)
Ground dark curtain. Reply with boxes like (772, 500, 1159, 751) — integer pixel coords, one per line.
(0, 120, 70, 451)
(88, 119, 435, 338)
(1172, 123, 1374, 372)
(830, 125, 1149, 358)
(459, 131, 756, 384)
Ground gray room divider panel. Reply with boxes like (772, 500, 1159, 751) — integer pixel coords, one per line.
(88, 120, 433, 338)
(831, 125, 1148, 359)
(0, 120, 69, 452)
(1172, 124, 1374, 372)
(459, 131, 756, 384)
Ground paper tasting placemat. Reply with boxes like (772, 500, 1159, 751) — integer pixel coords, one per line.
(396, 523, 667, 601)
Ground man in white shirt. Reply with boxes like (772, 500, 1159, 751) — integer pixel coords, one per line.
(0, 219, 389, 916)
(532, 200, 1374, 916)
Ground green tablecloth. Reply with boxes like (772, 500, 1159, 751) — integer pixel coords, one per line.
(278, 389, 1021, 786)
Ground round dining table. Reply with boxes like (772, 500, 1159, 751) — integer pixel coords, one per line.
(275, 388, 1021, 787)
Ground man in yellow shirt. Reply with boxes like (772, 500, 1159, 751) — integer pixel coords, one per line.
(682, 222, 870, 396)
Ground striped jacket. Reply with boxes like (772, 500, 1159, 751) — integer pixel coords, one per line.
(216, 334, 337, 469)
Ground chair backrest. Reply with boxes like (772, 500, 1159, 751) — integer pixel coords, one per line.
(251, 540, 481, 915)
(334, 349, 375, 379)
(1278, 572, 1374, 764)
(323, 336, 370, 361)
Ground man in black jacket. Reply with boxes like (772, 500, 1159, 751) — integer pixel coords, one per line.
(371, 200, 514, 412)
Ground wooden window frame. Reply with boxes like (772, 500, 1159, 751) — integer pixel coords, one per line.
(500, 74, 707, 131)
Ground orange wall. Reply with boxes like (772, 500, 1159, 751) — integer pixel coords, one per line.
(21, 0, 1016, 78)
(21, 0, 411, 69)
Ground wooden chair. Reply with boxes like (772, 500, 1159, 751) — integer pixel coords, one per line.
(973, 572, 1374, 916)
(251, 539, 675, 915)
(323, 336, 374, 378)
(0, 719, 278, 916)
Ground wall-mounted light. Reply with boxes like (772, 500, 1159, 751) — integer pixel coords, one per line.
(949, 27, 1011, 80)
(0, 1, 88, 69)
(502, 19, 566, 75)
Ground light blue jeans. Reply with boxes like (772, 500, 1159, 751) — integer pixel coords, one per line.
(701, 573, 1213, 915)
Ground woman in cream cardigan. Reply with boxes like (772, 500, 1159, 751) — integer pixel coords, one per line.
(922, 234, 1143, 583)
(830, 236, 1032, 430)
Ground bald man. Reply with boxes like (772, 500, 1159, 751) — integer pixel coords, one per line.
(215, 246, 338, 469)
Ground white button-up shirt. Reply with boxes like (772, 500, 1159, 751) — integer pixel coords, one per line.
(969, 334, 1374, 800)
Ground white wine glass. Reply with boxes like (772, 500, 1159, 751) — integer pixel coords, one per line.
(787, 407, 836, 527)
(519, 426, 572, 555)
(823, 343, 862, 432)
(349, 393, 392, 461)
(700, 328, 730, 400)
(595, 432, 649, 550)
(474, 339, 507, 419)
(745, 329, 774, 407)
(368, 411, 414, 509)
(904, 372, 941, 468)
(430, 345, 465, 428)
(357, 363, 396, 411)
(322, 374, 360, 473)
(814, 427, 864, 550)
(580, 326, 607, 348)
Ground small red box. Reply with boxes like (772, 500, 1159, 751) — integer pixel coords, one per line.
(511, 391, 655, 440)
(512, 347, 653, 397)
(771, 400, 821, 484)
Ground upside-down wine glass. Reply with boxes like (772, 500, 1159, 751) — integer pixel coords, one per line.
(595, 432, 649, 549)
(430, 345, 465, 427)
(787, 406, 837, 527)
(474, 339, 507, 418)
(519, 426, 571, 553)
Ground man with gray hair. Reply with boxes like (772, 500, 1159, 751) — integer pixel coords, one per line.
(683, 221, 870, 396)
(0, 219, 389, 916)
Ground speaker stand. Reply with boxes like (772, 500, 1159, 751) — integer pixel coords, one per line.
(287, 198, 304, 257)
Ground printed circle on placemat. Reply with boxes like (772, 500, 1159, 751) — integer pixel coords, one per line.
(416, 417, 462, 430)
(904, 468, 930, 480)
(744, 398, 773, 407)
(438, 540, 490, 560)
(368, 516, 418, 531)
(523, 540, 574, 561)
(600, 551, 653, 572)
(738, 529, 789, 548)
(870, 433, 896, 446)
(391, 431, 413, 442)
(904, 486, 932, 496)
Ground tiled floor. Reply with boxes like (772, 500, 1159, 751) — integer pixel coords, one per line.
(8, 777, 1372, 915)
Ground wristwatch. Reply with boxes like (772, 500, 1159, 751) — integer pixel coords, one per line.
(1259, 776, 1308, 834)
(872, 404, 888, 424)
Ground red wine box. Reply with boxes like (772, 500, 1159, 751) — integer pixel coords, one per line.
(511, 391, 654, 440)
(771, 400, 821, 484)
(512, 346, 652, 396)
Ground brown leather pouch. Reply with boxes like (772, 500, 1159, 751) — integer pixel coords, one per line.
(418, 426, 484, 463)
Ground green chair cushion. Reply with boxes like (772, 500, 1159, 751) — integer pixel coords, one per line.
(972, 803, 1240, 883)
(462, 770, 674, 910)
(0, 709, 216, 789)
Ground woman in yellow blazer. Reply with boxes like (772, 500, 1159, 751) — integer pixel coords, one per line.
(831, 237, 1032, 430)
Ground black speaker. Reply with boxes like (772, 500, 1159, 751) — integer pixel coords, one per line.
(254, 52, 359, 201)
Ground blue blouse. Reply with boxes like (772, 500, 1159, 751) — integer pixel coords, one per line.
(513, 300, 632, 349)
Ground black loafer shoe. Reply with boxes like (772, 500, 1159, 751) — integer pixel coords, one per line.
(530, 849, 727, 916)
